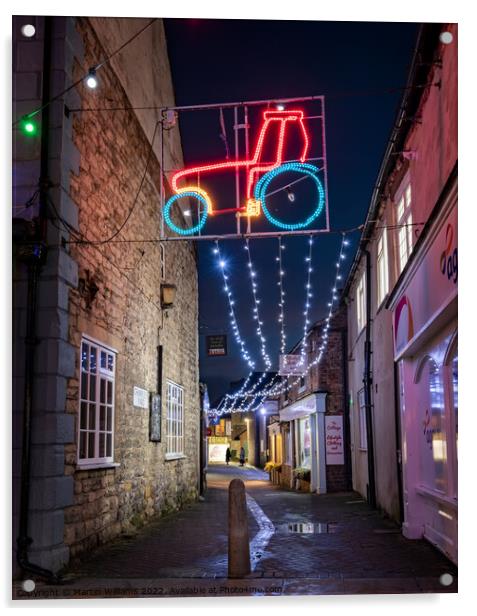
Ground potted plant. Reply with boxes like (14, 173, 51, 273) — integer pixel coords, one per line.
(292, 467, 311, 491)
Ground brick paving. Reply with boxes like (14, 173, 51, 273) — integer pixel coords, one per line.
(14, 463, 457, 598)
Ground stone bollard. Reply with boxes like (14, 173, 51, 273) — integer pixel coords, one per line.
(228, 478, 251, 578)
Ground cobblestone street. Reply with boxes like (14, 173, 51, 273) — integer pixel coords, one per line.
(14, 464, 457, 598)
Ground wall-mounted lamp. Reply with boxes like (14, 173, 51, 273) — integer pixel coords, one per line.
(160, 283, 177, 309)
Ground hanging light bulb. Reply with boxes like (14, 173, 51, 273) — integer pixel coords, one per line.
(286, 186, 295, 202)
(85, 67, 98, 89)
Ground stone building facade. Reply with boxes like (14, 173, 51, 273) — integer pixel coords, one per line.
(343, 24, 457, 562)
(13, 16, 200, 574)
(274, 304, 351, 493)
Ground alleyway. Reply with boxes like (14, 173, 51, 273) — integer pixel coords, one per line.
(14, 464, 457, 598)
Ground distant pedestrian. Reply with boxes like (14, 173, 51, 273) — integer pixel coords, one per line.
(239, 446, 245, 467)
(226, 447, 231, 465)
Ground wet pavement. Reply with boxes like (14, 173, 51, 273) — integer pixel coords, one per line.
(13, 463, 458, 598)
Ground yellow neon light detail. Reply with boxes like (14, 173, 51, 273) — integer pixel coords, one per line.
(176, 186, 213, 214)
(243, 198, 261, 217)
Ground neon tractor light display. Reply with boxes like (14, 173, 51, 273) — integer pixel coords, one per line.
(163, 109, 325, 235)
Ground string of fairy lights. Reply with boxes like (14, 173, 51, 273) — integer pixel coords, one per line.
(276, 238, 287, 355)
(208, 231, 351, 418)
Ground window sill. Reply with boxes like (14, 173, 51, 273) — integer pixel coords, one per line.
(358, 447, 368, 453)
(76, 462, 120, 471)
(165, 454, 186, 461)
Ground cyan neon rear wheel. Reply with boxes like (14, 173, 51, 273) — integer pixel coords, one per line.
(163, 190, 209, 236)
(254, 162, 325, 231)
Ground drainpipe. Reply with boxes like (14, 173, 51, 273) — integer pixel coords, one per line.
(363, 250, 376, 508)
(393, 362, 404, 523)
(341, 327, 352, 490)
(16, 16, 59, 583)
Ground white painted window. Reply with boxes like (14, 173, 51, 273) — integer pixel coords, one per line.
(78, 338, 116, 465)
(356, 271, 366, 332)
(376, 230, 389, 306)
(166, 380, 184, 457)
(358, 388, 367, 450)
(396, 180, 413, 273)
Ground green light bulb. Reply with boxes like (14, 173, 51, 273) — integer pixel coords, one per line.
(20, 118, 37, 136)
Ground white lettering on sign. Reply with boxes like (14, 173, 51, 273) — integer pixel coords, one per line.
(133, 386, 149, 409)
(325, 415, 344, 465)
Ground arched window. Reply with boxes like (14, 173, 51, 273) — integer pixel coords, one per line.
(415, 356, 447, 493)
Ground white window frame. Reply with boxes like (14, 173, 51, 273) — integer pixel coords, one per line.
(396, 178, 413, 273)
(376, 230, 389, 307)
(166, 380, 185, 459)
(356, 271, 366, 333)
(358, 388, 368, 450)
(77, 337, 116, 467)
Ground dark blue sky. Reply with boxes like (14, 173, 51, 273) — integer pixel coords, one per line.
(164, 18, 419, 402)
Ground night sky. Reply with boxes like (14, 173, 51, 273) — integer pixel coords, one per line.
(164, 18, 419, 403)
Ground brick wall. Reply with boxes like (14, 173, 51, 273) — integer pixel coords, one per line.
(57, 18, 200, 561)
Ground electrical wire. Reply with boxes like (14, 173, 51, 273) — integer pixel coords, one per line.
(12, 18, 158, 128)
(64, 82, 440, 116)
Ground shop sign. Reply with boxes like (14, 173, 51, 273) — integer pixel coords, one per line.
(393, 204, 457, 358)
(325, 416, 344, 465)
(279, 354, 307, 375)
(206, 335, 227, 356)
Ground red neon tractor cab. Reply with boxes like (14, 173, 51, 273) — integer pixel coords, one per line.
(163, 108, 324, 234)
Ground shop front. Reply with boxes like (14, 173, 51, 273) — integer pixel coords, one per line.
(279, 392, 327, 493)
(389, 188, 457, 563)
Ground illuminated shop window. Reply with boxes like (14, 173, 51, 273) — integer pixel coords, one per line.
(78, 338, 116, 464)
(298, 418, 312, 468)
(418, 356, 448, 493)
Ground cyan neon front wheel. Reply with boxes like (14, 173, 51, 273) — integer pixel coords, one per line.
(163, 190, 209, 236)
(254, 162, 325, 231)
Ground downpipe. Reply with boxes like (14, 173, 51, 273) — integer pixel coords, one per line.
(16, 16, 60, 584)
(363, 250, 377, 508)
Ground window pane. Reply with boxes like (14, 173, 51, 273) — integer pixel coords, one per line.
(99, 433, 105, 458)
(100, 351, 107, 369)
(106, 434, 112, 457)
(81, 372, 88, 400)
(100, 405, 106, 430)
(80, 402, 88, 429)
(89, 403, 96, 430)
(82, 343, 89, 371)
(100, 379, 105, 404)
(107, 407, 112, 432)
(88, 432, 95, 458)
(90, 347, 97, 373)
(79, 432, 87, 459)
(420, 359, 448, 492)
(107, 354, 114, 371)
(107, 380, 113, 404)
(89, 374, 96, 401)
